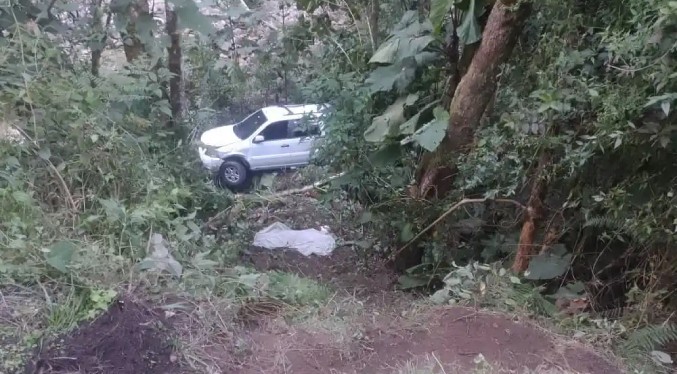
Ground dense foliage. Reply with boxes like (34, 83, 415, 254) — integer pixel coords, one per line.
(1, 0, 676, 371)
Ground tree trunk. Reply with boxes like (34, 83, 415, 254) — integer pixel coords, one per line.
(415, 0, 532, 199)
(165, 0, 182, 126)
(512, 151, 550, 273)
(90, 0, 111, 77)
(122, 0, 149, 62)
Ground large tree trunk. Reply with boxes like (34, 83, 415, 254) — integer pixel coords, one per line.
(165, 0, 182, 126)
(121, 0, 149, 62)
(414, 0, 532, 199)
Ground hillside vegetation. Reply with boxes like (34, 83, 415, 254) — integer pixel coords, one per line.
(1, 0, 676, 373)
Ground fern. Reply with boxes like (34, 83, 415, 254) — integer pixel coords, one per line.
(622, 323, 677, 353)
(584, 216, 626, 230)
(584, 215, 648, 244)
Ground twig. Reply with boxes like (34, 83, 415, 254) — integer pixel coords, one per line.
(391, 197, 526, 260)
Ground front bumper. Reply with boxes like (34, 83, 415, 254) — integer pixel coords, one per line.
(198, 147, 223, 172)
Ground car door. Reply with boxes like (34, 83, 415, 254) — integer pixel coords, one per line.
(247, 120, 293, 170)
(286, 119, 320, 165)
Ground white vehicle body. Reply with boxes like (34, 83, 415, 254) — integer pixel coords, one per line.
(198, 104, 329, 175)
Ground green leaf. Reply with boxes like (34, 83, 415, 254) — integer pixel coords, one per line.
(45, 241, 77, 273)
(12, 191, 34, 206)
(400, 100, 439, 135)
(392, 11, 428, 37)
(369, 39, 400, 64)
(429, 0, 456, 34)
(458, 0, 482, 45)
(401, 106, 449, 151)
(524, 252, 572, 280)
(172, 0, 216, 35)
(99, 198, 126, 222)
(398, 35, 436, 61)
(400, 222, 415, 242)
(364, 94, 419, 142)
(369, 35, 434, 64)
(365, 58, 418, 93)
(38, 147, 51, 160)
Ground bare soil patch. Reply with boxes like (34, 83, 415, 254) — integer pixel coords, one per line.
(26, 296, 180, 374)
(238, 306, 622, 374)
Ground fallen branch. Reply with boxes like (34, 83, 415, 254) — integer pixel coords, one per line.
(204, 172, 346, 230)
(238, 172, 346, 200)
(391, 197, 526, 261)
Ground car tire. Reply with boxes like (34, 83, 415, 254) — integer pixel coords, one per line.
(217, 160, 248, 189)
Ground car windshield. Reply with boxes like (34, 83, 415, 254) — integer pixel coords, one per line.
(233, 110, 268, 139)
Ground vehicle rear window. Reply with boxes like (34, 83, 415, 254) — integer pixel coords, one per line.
(288, 119, 320, 138)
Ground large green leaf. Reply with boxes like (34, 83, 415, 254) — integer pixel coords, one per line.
(369, 39, 400, 64)
(429, 0, 457, 34)
(524, 252, 573, 280)
(369, 35, 435, 64)
(364, 94, 419, 142)
(399, 35, 436, 61)
(169, 0, 215, 35)
(45, 241, 77, 273)
(458, 0, 483, 45)
(400, 100, 439, 135)
(401, 106, 449, 151)
(365, 58, 418, 93)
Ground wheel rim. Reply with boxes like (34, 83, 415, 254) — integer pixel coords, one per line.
(223, 166, 240, 183)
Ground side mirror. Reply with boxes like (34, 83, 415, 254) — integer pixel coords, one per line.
(252, 135, 265, 143)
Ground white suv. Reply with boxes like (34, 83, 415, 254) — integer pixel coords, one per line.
(198, 104, 329, 188)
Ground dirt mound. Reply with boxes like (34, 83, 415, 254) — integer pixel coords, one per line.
(26, 296, 179, 374)
(239, 307, 621, 374)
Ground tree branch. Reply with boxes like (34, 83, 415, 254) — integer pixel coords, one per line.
(391, 197, 526, 260)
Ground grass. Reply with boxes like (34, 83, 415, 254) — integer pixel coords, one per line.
(392, 355, 596, 374)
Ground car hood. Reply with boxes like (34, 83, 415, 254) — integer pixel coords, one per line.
(199, 125, 240, 148)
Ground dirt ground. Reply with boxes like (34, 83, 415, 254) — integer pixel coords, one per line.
(26, 297, 179, 374)
(25, 194, 624, 374)
(236, 246, 622, 374)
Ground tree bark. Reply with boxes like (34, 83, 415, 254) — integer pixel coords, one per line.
(512, 151, 550, 273)
(121, 0, 150, 62)
(415, 0, 532, 199)
(90, 0, 111, 77)
(165, 0, 182, 126)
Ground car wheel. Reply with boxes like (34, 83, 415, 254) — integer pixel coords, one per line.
(217, 160, 248, 189)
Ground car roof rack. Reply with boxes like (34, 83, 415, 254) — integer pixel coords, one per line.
(277, 105, 294, 115)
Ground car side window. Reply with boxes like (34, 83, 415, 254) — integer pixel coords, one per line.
(260, 121, 289, 141)
(288, 119, 320, 138)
